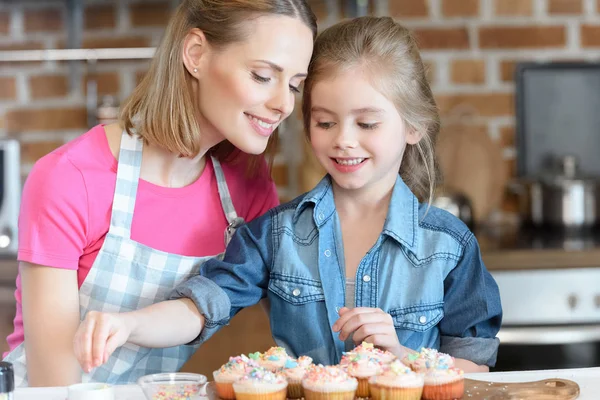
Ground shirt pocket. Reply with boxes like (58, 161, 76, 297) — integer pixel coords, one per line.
(389, 303, 444, 332)
(268, 274, 325, 305)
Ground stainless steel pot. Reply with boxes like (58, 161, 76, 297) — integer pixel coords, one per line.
(513, 156, 600, 228)
(432, 188, 474, 230)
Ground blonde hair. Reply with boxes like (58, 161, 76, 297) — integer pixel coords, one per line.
(120, 0, 317, 173)
(302, 16, 440, 203)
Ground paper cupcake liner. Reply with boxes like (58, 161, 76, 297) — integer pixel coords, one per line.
(356, 377, 371, 398)
(286, 382, 304, 399)
(232, 388, 287, 400)
(369, 383, 423, 400)
(421, 378, 465, 400)
(214, 381, 237, 399)
(303, 388, 357, 400)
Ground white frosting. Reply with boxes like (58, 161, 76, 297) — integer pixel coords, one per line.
(233, 380, 288, 394)
(369, 373, 424, 389)
(302, 380, 358, 393)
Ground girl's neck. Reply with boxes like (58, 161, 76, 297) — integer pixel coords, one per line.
(332, 176, 395, 218)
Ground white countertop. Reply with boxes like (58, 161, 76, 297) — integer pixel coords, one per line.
(13, 367, 600, 399)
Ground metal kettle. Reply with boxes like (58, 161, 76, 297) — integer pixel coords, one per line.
(432, 188, 475, 230)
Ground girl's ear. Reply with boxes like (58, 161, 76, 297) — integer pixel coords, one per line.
(406, 128, 424, 145)
(182, 28, 209, 77)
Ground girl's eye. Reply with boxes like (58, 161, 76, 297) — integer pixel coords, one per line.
(252, 72, 271, 83)
(289, 85, 300, 94)
(316, 122, 334, 129)
(358, 122, 378, 130)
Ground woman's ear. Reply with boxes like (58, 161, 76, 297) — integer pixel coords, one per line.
(406, 127, 424, 145)
(182, 28, 209, 77)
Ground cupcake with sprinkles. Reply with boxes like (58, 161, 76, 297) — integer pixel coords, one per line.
(368, 359, 424, 400)
(404, 348, 464, 400)
(257, 347, 291, 372)
(343, 341, 396, 365)
(302, 365, 358, 400)
(280, 356, 314, 399)
(340, 352, 384, 397)
(213, 354, 259, 399)
(232, 367, 288, 400)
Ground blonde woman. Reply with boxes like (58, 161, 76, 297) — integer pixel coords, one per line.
(74, 17, 501, 373)
(3, 0, 316, 387)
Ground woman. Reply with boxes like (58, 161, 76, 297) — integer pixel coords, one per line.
(3, 0, 316, 387)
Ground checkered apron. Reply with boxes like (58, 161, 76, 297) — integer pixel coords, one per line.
(4, 130, 244, 386)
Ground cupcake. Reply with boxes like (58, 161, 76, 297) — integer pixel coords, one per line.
(340, 353, 384, 397)
(257, 347, 291, 372)
(213, 354, 259, 399)
(404, 348, 464, 400)
(421, 367, 464, 400)
(368, 360, 424, 400)
(232, 367, 288, 400)
(281, 356, 314, 399)
(343, 341, 397, 364)
(302, 365, 358, 400)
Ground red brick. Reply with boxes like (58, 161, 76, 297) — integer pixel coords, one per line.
(58, 36, 150, 49)
(0, 12, 9, 35)
(24, 8, 63, 33)
(5, 107, 87, 132)
(500, 125, 515, 147)
(450, 59, 485, 84)
(479, 26, 566, 49)
(83, 72, 120, 96)
(271, 164, 288, 186)
(0, 77, 17, 100)
(0, 41, 44, 51)
(500, 60, 516, 82)
(307, 0, 329, 22)
(494, 0, 533, 16)
(442, 0, 479, 17)
(85, 4, 116, 30)
(389, 0, 429, 18)
(435, 93, 514, 117)
(29, 75, 69, 99)
(413, 27, 470, 50)
(549, 0, 582, 14)
(129, 2, 171, 27)
(20, 141, 65, 164)
(581, 25, 600, 47)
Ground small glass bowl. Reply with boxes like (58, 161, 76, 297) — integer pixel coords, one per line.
(137, 372, 208, 400)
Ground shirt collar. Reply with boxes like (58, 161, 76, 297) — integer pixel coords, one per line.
(293, 175, 419, 251)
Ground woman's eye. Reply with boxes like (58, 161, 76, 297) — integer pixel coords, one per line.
(358, 122, 378, 130)
(251, 72, 271, 83)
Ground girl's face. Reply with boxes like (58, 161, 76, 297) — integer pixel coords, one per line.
(309, 67, 421, 196)
(195, 15, 313, 155)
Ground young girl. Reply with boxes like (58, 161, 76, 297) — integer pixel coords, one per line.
(4, 0, 316, 387)
(74, 16, 502, 375)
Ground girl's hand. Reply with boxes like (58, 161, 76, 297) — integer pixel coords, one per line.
(73, 311, 133, 373)
(332, 307, 414, 359)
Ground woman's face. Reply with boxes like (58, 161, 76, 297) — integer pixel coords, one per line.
(195, 15, 314, 154)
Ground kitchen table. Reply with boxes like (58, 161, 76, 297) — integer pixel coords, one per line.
(13, 367, 600, 399)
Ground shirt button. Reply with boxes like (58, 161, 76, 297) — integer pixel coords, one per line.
(324, 249, 331, 257)
(292, 288, 301, 297)
(318, 213, 324, 221)
(419, 315, 427, 324)
(362, 275, 371, 282)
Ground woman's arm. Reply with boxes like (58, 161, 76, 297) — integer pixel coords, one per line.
(74, 298, 204, 373)
(21, 262, 82, 387)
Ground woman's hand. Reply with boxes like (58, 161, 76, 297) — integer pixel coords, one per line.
(332, 307, 415, 359)
(73, 311, 133, 373)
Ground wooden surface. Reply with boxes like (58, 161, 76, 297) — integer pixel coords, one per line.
(464, 377, 580, 400)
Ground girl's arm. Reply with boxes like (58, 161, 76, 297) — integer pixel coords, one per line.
(74, 298, 204, 373)
(21, 262, 82, 386)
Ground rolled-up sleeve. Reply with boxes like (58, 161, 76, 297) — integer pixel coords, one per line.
(170, 212, 274, 345)
(439, 234, 502, 367)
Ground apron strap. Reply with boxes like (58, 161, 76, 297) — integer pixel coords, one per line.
(108, 130, 143, 238)
(210, 155, 245, 245)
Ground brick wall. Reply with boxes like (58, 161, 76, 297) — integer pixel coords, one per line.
(2, 0, 600, 210)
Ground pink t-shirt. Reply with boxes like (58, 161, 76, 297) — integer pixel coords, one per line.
(6, 125, 279, 354)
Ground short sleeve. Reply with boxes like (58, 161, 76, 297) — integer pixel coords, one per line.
(17, 153, 89, 270)
(439, 234, 503, 367)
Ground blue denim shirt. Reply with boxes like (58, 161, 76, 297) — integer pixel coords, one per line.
(172, 175, 502, 366)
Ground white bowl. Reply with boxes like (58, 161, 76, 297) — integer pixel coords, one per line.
(68, 382, 115, 400)
(137, 372, 207, 399)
